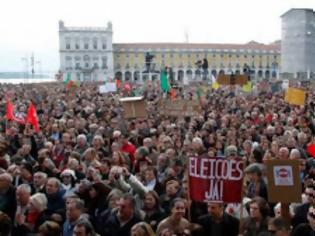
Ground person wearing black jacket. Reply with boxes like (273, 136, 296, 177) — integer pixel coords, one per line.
(101, 193, 141, 236)
(197, 202, 239, 236)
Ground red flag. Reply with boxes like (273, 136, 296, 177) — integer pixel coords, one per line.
(123, 82, 132, 92)
(26, 102, 39, 132)
(5, 99, 14, 120)
(170, 89, 176, 101)
(307, 144, 315, 158)
(66, 80, 74, 90)
(116, 79, 121, 89)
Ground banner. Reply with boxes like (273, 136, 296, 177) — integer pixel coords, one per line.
(189, 156, 244, 203)
(99, 83, 117, 94)
(284, 87, 306, 106)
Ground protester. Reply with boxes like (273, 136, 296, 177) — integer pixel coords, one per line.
(0, 80, 315, 236)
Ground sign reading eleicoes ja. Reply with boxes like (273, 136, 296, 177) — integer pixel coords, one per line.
(189, 156, 244, 203)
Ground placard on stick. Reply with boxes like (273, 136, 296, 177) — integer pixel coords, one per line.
(266, 159, 301, 203)
(119, 96, 147, 118)
(217, 74, 248, 85)
(159, 100, 201, 117)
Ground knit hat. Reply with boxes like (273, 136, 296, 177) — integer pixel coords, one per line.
(61, 169, 76, 180)
(226, 145, 238, 156)
(31, 193, 47, 212)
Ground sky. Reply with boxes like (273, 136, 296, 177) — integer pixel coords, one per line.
(0, 0, 314, 72)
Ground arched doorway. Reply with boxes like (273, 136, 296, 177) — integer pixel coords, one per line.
(178, 70, 184, 82)
(115, 71, 122, 80)
(211, 69, 217, 78)
(272, 71, 277, 79)
(195, 69, 201, 79)
(219, 69, 225, 75)
(133, 71, 140, 82)
(186, 69, 193, 80)
(258, 70, 263, 78)
(265, 70, 270, 79)
(125, 71, 131, 81)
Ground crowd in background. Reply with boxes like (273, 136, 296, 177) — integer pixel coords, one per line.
(0, 80, 315, 236)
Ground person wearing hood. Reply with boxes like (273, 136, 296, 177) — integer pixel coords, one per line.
(60, 169, 77, 197)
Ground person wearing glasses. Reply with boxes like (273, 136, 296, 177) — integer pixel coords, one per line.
(292, 182, 315, 228)
(291, 206, 315, 236)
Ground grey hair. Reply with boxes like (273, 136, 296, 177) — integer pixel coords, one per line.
(77, 134, 87, 142)
(17, 184, 32, 194)
(34, 171, 48, 180)
(0, 173, 13, 183)
(47, 177, 61, 189)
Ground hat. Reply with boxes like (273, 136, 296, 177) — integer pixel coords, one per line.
(31, 193, 47, 212)
(244, 163, 262, 175)
(61, 169, 76, 180)
(226, 145, 237, 156)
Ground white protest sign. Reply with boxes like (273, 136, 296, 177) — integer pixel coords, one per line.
(99, 83, 117, 94)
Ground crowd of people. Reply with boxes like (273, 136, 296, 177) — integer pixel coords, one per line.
(0, 80, 314, 236)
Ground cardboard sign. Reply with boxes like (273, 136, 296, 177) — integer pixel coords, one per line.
(217, 74, 248, 85)
(99, 83, 117, 94)
(266, 159, 301, 203)
(284, 87, 306, 106)
(189, 156, 244, 203)
(159, 100, 201, 117)
(119, 96, 147, 118)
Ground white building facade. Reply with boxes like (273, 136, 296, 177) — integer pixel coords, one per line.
(281, 8, 315, 79)
(58, 20, 114, 81)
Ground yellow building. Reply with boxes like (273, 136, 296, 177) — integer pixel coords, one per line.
(113, 41, 280, 84)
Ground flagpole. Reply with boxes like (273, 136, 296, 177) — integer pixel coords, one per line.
(186, 157, 192, 222)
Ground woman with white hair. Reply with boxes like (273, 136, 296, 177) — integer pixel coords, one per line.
(16, 193, 48, 234)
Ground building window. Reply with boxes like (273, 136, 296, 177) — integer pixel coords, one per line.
(65, 38, 71, 50)
(93, 38, 98, 50)
(85, 63, 89, 68)
(244, 54, 247, 58)
(75, 63, 80, 69)
(229, 54, 232, 58)
(75, 42, 80, 50)
(93, 63, 99, 69)
(84, 39, 89, 50)
(102, 56, 107, 69)
(102, 39, 107, 50)
(126, 53, 129, 58)
(213, 54, 216, 58)
(220, 54, 224, 58)
(274, 55, 277, 60)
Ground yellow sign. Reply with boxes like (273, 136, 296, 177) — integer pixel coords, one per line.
(242, 81, 252, 93)
(284, 87, 306, 106)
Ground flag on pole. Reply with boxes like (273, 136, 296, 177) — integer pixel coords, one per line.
(160, 70, 170, 93)
(211, 75, 220, 90)
(116, 79, 121, 89)
(26, 102, 40, 132)
(64, 73, 71, 84)
(5, 99, 15, 120)
(170, 88, 176, 101)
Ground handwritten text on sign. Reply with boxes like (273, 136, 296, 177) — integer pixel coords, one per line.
(189, 156, 244, 203)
